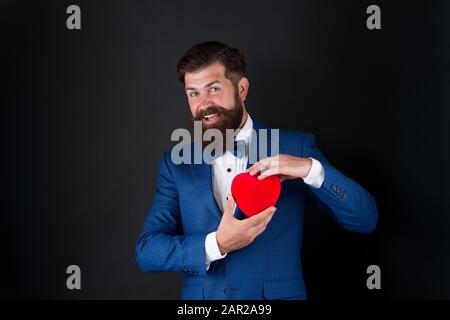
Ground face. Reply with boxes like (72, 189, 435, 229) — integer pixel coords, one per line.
(184, 63, 249, 135)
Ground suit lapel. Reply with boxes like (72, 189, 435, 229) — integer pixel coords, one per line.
(189, 144, 222, 222)
(246, 120, 271, 169)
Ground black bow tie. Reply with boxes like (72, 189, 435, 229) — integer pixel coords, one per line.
(204, 139, 246, 162)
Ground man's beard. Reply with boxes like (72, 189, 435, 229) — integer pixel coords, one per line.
(192, 91, 244, 151)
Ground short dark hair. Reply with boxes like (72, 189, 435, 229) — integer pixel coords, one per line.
(176, 41, 246, 84)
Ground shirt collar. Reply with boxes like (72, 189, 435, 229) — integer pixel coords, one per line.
(210, 113, 253, 164)
(235, 113, 253, 143)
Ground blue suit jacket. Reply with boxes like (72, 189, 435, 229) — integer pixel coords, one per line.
(135, 120, 378, 300)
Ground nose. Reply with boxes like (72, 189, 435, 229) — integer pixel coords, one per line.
(196, 97, 215, 115)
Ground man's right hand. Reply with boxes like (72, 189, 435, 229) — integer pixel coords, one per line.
(216, 195, 277, 255)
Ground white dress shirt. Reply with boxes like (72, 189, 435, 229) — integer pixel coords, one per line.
(204, 114, 325, 270)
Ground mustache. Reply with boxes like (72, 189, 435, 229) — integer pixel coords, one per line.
(192, 106, 227, 121)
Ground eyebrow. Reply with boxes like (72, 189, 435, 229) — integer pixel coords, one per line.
(185, 80, 221, 91)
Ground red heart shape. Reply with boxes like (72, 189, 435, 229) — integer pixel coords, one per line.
(231, 172, 281, 217)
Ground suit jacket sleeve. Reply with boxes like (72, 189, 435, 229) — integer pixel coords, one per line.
(302, 133, 378, 234)
(135, 151, 208, 275)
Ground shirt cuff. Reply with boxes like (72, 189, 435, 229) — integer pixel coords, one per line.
(302, 157, 325, 189)
(205, 231, 227, 271)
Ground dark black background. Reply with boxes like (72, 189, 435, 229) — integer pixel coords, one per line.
(1, 0, 449, 299)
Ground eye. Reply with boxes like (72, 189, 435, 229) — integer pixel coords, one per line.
(189, 91, 199, 97)
(209, 87, 220, 93)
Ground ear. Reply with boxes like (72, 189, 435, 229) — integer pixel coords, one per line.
(237, 77, 250, 101)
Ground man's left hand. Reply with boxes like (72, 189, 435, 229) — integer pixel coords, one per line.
(246, 154, 312, 182)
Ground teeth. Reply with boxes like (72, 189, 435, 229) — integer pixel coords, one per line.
(204, 113, 217, 120)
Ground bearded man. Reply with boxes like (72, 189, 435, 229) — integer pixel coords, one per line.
(135, 41, 378, 300)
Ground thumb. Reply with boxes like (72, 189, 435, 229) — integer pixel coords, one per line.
(223, 194, 236, 218)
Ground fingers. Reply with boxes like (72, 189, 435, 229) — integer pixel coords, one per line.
(246, 158, 271, 176)
(245, 206, 276, 227)
(246, 156, 280, 178)
(253, 219, 269, 236)
(249, 209, 276, 237)
(257, 167, 279, 180)
(223, 194, 236, 217)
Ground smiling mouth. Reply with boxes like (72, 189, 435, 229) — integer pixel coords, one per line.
(202, 113, 220, 124)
